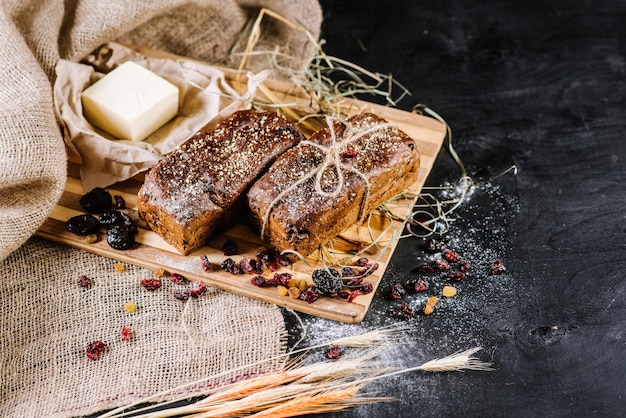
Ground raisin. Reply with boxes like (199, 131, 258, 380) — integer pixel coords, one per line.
(200, 254, 212, 272)
(434, 259, 450, 272)
(347, 290, 360, 302)
(66, 214, 100, 235)
(395, 302, 413, 320)
(459, 260, 471, 273)
(169, 272, 187, 285)
(114, 195, 126, 209)
(288, 287, 301, 299)
(424, 238, 446, 253)
(311, 268, 342, 295)
(221, 258, 241, 275)
(251, 275, 265, 286)
(415, 278, 429, 293)
(86, 340, 107, 360)
(78, 275, 92, 288)
(389, 282, 405, 300)
(141, 278, 162, 291)
(124, 301, 137, 313)
(416, 263, 435, 273)
(189, 280, 207, 297)
(79, 187, 112, 213)
(443, 249, 459, 262)
(106, 224, 135, 250)
(98, 210, 125, 228)
(121, 326, 133, 341)
(222, 238, 238, 256)
(299, 285, 321, 303)
(324, 346, 344, 360)
(490, 259, 507, 275)
(173, 289, 190, 301)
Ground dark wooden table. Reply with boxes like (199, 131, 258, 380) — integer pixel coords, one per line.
(297, 1, 626, 416)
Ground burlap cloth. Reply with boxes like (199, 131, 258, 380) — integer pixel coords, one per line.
(0, 1, 322, 416)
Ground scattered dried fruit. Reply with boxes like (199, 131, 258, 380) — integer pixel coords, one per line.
(220, 258, 240, 275)
(200, 255, 212, 272)
(124, 301, 137, 313)
(448, 271, 466, 281)
(277, 285, 288, 296)
(222, 238, 239, 256)
(288, 286, 301, 299)
(395, 302, 413, 319)
(78, 274, 92, 288)
(114, 263, 125, 272)
(99, 210, 126, 228)
(442, 285, 457, 298)
(66, 214, 100, 235)
(121, 326, 133, 341)
(423, 296, 438, 315)
(154, 267, 166, 278)
(114, 195, 126, 209)
(189, 280, 207, 297)
(389, 282, 406, 300)
(312, 268, 342, 295)
(85, 234, 98, 244)
(79, 187, 112, 213)
(106, 224, 135, 250)
(140, 278, 162, 291)
(324, 346, 344, 360)
(424, 237, 446, 253)
(490, 259, 506, 275)
(251, 275, 265, 286)
(443, 249, 459, 262)
(173, 289, 190, 301)
(169, 272, 187, 285)
(86, 340, 107, 360)
(434, 259, 450, 272)
(415, 278, 429, 293)
(299, 285, 320, 304)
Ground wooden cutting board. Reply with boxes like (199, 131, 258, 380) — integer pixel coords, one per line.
(36, 48, 447, 324)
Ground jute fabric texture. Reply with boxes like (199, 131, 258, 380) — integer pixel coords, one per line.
(0, 1, 322, 416)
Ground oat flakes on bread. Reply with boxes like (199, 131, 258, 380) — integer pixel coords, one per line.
(247, 113, 420, 259)
(137, 110, 303, 255)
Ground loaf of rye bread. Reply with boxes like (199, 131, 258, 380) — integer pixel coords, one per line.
(247, 113, 420, 258)
(137, 110, 303, 255)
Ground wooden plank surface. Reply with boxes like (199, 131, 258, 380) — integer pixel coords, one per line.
(36, 48, 447, 323)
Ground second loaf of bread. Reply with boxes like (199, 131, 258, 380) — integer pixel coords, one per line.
(246, 113, 420, 258)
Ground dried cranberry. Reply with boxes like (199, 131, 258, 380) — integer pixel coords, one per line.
(490, 259, 506, 275)
(251, 275, 265, 286)
(299, 286, 320, 303)
(338, 290, 350, 299)
(416, 263, 435, 273)
(312, 268, 342, 295)
(340, 148, 357, 158)
(274, 272, 293, 287)
(79, 187, 112, 213)
(415, 278, 429, 293)
(443, 250, 459, 262)
(266, 260, 278, 272)
(347, 290, 360, 302)
(459, 260, 471, 273)
(358, 283, 373, 294)
(394, 302, 413, 320)
(274, 253, 291, 267)
(251, 259, 264, 274)
(114, 195, 126, 209)
(189, 280, 207, 297)
(121, 326, 132, 342)
(389, 282, 405, 300)
(169, 272, 187, 285)
(239, 258, 254, 274)
(434, 259, 450, 272)
(424, 238, 446, 253)
(402, 277, 417, 291)
(324, 346, 344, 360)
(173, 289, 191, 301)
(106, 224, 135, 250)
(66, 214, 101, 235)
(265, 276, 280, 287)
(200, 254, 212, 272)
(98, 210, 125, 228)
(78, 274, 92, 288)
(141, 278, 162, 291)
(354, 257, 370, 267)
(341, 266, 356, 277)
(345, 276, 364, 288)
(222, 238, 239, 256)
(449, 271, 466, 281)
(86, 340, 107, 360)
(220, 258, 241, 275)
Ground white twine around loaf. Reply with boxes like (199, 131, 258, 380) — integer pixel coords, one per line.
(260, 116, 393, 239)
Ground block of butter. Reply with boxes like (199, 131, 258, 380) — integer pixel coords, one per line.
(81, 61, 179, 141)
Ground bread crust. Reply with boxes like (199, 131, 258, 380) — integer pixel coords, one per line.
(137, 110, 303, 255)
(247, 113, 420, 258)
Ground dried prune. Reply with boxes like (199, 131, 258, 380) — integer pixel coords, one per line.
(106, 224, 135, 250)
(66, 214, 100, 235)
(79, 187, 112, 213)
(114, 195, 126, 209)
(99, 210, 125, 228)
(311, 268, 342, 295)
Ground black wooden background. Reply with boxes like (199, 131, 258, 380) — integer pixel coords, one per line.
(295, 1, 626, 416)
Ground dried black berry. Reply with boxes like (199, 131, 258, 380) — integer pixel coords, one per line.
(106, 224, 135, 250)
(79, 187, 112, 213)
(221, 258, 240, 275)
(99, 210, 125, 228)
(66, 214, 101, 235)
(311, 268, 342, 295)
